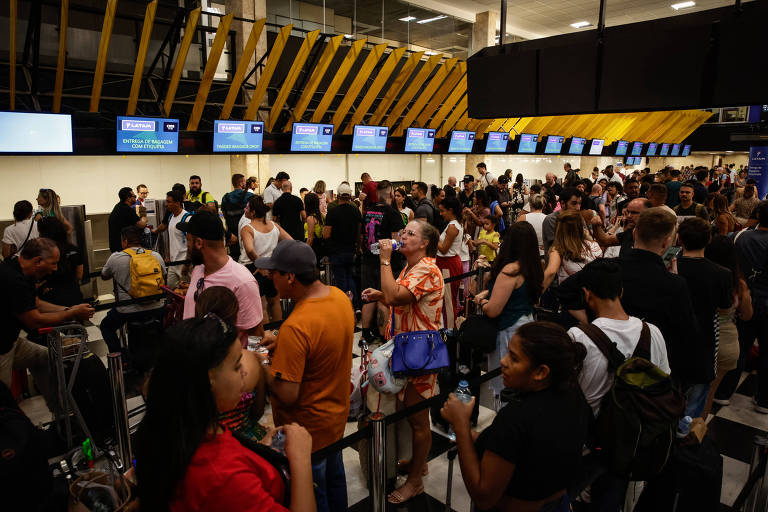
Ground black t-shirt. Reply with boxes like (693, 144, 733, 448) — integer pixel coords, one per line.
(362, 203, 405, 259)
(674, 203, 708, 220)
(552, 182, 563, 197)
(459, 190, 474, 209)
(108, 202, 140, 253)
(616, 228, 635, 257)
(582, 195, 598, 212)
(325, 202, 362, 254)
(676, 257, 733, 383)
(272, 193, 306, 242)
(38, 243, 83, 307)
(0, 259, 38, 354)
(475, 387, 591, 501)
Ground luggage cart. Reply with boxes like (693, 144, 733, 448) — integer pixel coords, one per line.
(161, 285, 185, 328)
(40, 323, 100, 456)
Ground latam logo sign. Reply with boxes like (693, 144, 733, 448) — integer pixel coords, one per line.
(355, 127, 377, 137)
(218, 122, 245, 134)
(296, 125, 318, 135)
(122, 119, 155, 131)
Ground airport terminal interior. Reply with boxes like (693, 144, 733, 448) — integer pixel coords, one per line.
(1, 0, 768, 510)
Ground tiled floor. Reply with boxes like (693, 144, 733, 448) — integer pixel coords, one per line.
(17, 307, 768, 511)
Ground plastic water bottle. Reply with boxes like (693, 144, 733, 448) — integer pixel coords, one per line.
(271, 430, 286, 455)
(448, 380, 473, 442)
(676, 415, 692, 438)
(246, 336, 268, 356)
(370, 240, 400, 255)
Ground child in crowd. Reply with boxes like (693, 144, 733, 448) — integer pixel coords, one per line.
(470, 214, 500, 263)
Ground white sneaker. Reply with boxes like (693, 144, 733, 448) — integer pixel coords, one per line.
(713, 398, 730, 406)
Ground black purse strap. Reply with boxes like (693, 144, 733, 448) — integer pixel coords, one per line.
(12, 219, 36, 258)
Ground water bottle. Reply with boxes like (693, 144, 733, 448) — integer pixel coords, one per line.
(676, 415, 692, 438)
(246, 336, 269, 355)
(448, 380, 473, 442)
(370, 239, 400, 255)
(271, 430, 286, 455)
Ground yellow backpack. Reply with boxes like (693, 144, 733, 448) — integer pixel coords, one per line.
(122, 248, 164, 298)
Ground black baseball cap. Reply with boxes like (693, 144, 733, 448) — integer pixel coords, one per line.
(498, 175, 510, 184)
(463, 174, 474, 183)
(176, 211, 224, 241)
(253, 239, 316, 274)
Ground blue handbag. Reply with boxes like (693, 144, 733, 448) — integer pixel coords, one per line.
(389, 309, 450, 377)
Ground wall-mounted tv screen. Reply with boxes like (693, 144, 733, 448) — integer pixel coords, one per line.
(659, 143, 671, 156)
(117, 116, 179, 152)
(404, 127, 436, 152)
(485, 132, 509, 153)
(670, 143, 681, 156)
(290, 123, 333, 152)
(213, 120, 264, 152)
(0, 112, 73, 153)
(352, 125, 388, 152)
(631, 142, 644, 156)
(615, 140, 629, 156)
(517, 133, 538, 153)
(681, 144, 691, 157)
(588, 139, 604, 156)
(544, 135, 565, 154)
(627, 156, 643, 165)
(448, 131, 475, 153)
(568, 137, 586, 155)
(646, 142, 658, 156)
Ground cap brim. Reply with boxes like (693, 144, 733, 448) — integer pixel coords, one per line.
(252, 256, 280, 270)
(176, 222, 192, 233)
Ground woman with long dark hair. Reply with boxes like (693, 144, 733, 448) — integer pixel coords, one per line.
(441, 321, 591, 512)
(303, 192, 325, 258)
(542, 211, 602, 291)
(485, 185, 506, 232)
(437, 197, 465, 315)
(135, 317, 315, 512)
(510, 174, 527, 221)
(475, 222, 543, 408)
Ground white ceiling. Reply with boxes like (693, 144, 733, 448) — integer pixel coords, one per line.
(403, 0, 753, 40)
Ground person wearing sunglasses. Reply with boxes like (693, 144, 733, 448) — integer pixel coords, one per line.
(179, 212, 263, 341)
(253, 239, 354, 512)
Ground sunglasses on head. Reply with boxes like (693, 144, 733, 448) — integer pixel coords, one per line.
(194, 277, 205, 301)
(203, 312, 230, 334)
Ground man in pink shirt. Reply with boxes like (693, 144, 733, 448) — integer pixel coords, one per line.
(359, 172, 378, 212)
(179, 212, 263, 335)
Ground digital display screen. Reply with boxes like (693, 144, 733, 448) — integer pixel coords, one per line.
(681, 144, 691, 157)
(646, 142, 658, 156)
(615, 140, 629, 156)
(631, 142, 644, 156)
(290, 123, 334, 152)
(404, 128, 436, 152)
(352, 125, 388, 152)
(627, 156, 643, 165)
(116, 116, 179, 153)
(589, 139, 605, 155)
(660, 143, 671, 156)
(448, 131, 475, 153)
(568, 137, 586, 155)
(670, 143, 681, 156)
(544, 135, 565, 154)
(0, 112, 73, 153)
(485, 132, 510, 153)
(517, 133, 538, 154)
(213, 120, 264, 152)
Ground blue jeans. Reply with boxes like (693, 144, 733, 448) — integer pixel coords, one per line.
(684, 382, 711, 418)
(330, 252, 356, 306)
(489, 313, 534, 397)
(312, 450, 347, 512)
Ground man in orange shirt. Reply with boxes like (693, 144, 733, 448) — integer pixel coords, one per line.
(255, 240, 354, 512)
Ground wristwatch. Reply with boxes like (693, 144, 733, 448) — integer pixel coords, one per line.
(381, 260, 391, 266)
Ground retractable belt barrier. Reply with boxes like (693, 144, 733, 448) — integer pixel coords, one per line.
(87, 259, 190, 279)
(442, 268, 480, 283)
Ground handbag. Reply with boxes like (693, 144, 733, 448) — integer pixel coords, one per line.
(389, 310, 450, 377)
(458, 313, 498, 353)
(368, 340, 406, 394)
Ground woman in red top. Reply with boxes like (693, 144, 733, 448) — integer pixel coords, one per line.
(134, 317, 316, 512)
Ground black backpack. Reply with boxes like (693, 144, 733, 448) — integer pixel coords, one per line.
(577, 322, 685, 481)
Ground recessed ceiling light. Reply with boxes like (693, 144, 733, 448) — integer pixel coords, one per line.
(344, 34, 354, 39)
(417, 15, 447, 24)
(671, 1, 695, 10)
(425, 51, 438, 55)
(570, 21, 592, 28)
(399, 16, 417, 22)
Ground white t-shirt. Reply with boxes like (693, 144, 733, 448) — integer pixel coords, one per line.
(2, 219, 38, 251)
(598, 173, 623, 184)
(438, 220, 463, 258)
(168, 210, 190, 262)
(524, 212, 546, 255)
(478, 172, 495, 189)
(264, 183, 282, 220)
(568, 317, 670, 416)
(238, 214, 252, 264)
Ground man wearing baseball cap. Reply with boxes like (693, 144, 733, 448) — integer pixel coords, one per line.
(179, 211, 263, 334)
(323, 182, 362, 303)
(459, 174, 475, 209)
(255, 239, 354, 512)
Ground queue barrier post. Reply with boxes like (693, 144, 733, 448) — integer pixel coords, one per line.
(108, 352, 132, 472)
(744, 434, 768, 511)
(321, 257, 333, 285)
(369, 412, 387, 512)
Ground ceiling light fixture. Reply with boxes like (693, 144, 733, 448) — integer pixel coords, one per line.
(344, 34, 354, 39)
(570, 21, 592, 28)
(417, 15, 447, 24)
(425, 51, 438, 55)
(671, 1, 695, 10)
(399, 16, 417, 22)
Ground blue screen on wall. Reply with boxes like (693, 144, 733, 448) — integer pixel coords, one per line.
(681, 144, 691, 157)
(404, 128, 436, 152)
(517, 133, 538, 153)
(660, 143, 671, 156)
(352, 125, 388, 152)
(646, 142, 658, 156)
(485, 132, 509, 152)
(569, 137, 586, 155)
(615, 140, 629, 156)
(589, 139, 604, 155)
(117, 116, 179, 152)
(448, 131, 475, 153)
(544, 135, 564, 154)
(631, 142, 644, 156)
(0, 112, 73, 153)
(290, 123, 333, 152)
(670, 143, 681, 156)
(213, 120, 264, 152)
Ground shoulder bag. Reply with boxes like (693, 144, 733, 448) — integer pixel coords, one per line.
(389, 309, 450, 376)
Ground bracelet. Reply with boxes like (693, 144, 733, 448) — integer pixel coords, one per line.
(381, 260, 391, 266)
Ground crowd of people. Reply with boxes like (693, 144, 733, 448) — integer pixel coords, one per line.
(2, 159, 767, 512)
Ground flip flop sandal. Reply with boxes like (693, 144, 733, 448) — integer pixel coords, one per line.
(387, 483, 425, 504)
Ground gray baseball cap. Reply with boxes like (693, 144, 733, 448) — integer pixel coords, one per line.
(252, 239, 317, 273)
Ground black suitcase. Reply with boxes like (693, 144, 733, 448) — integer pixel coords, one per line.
(126, 316, 164, 372)
(64, 353, 114, 445)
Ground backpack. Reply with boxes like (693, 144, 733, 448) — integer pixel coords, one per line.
(122, 248, 164, 298)
(577, 322, 685, 481)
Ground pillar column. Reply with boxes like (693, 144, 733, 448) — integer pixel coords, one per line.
(471, 11, 498, 56)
